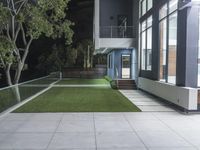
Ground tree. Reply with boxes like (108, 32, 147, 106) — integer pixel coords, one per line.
(77, 39, 94, 69)
(37, 44, 77, 73)
(0, 0, 74, 86)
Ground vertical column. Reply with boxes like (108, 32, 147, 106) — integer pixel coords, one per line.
(177, 6, 199, 87)
(94, 0, 100, 49)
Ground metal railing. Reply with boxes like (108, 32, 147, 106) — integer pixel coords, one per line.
(100, 26, 137, 38)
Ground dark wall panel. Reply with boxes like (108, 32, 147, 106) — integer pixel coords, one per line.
(100, 0, 133, 27)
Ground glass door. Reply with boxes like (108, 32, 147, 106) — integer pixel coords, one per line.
(122, 54, 131, 79)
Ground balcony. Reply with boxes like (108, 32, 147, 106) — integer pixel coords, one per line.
(94, 26, 137, 52)
(100, 26, 137, 38)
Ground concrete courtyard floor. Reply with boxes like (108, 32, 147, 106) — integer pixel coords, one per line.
(0, 90, 200, 150)
(1, 112, 200, 150)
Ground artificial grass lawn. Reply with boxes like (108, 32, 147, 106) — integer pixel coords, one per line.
(57, 79, 110, 85)
(14, 87, 141, 112)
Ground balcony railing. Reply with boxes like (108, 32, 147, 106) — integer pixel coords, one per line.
(100, 26, 137, 38)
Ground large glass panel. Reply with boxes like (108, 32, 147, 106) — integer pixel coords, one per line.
(159, 4, 167, 20)
(142, 21, 146, 31)
(168, 12, 177, 84)
(147, 16, 153, 28)
(0, 75, 60, 113)
(147, 0, 153, 11)
(159, 19, 167, 82)
(147, 28, 152, 70)
(142, 32, 146, 70)
(169, 0, 178, 14)
(198, 11, 200, 86)
(142, 0, 147, 16)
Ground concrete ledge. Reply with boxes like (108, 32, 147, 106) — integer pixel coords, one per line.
(95, 38, 136, 49)
(138, 77, 198, 111)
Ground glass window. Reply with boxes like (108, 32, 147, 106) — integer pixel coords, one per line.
(159, 1, 178, 84)
(198, 11, 200, 86)
(141, 0, 153, 16)
(142, 32, 146, 70)
(147, 0, 153, 11)
(169, 0, 178, 14)
(147, 28, 152, 70)
(142, 0, 147, 16)
(159, 19, 167, 82)
(141, 15, 153, 71)
(168, 12, 177, 84)
(147, 16, 153, 28)
(159, 4, 167, 20)
(142, 21, 146, 31)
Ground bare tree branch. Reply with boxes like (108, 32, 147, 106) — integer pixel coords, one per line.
(20, 23, 27, 46)
(11, 0, 17, 15)
(14, 24, 20, 43)
(11, 16, 15, 40)
(22, 36, 33, 64)
(19, 48, 25, 51)
(6, 24, 11, 41)
(16, 0, 27, 14)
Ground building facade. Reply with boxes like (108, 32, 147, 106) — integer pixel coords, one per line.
(94, 0, 200, 111)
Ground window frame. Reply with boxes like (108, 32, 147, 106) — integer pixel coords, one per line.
(141, 0, 153, 17)
(140, 15, 153, 71)
(159, 0, 178, 84)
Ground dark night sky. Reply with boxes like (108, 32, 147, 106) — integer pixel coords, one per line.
(68, 0, 94, 43)
(28, 0, 94, 69)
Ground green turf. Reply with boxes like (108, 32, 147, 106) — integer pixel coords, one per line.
(56, 79, 110, 85)
(13, 87, 141, 112)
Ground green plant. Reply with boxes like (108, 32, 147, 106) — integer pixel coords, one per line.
(104, 76, 112, 82)
(104, 76, 118, 89)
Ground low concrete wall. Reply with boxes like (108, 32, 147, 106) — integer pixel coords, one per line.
(138, 77, 198, 111)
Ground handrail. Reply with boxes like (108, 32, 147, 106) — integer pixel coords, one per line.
(100, 26, 137, 38)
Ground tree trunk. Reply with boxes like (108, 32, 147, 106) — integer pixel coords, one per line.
(12, 85, 21, 103)
(14, 62, 23, 84)
(87, 46, 90, 68)
(5, 65, 12, 86)
(83, 53, 87, 69)
(5, 65, 21, 102)
(91, 54, 94, 68)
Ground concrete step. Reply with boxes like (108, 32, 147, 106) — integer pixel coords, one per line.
(115, 80, 137, 90)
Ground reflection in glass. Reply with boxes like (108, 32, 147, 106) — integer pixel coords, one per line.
(147, 0, 153, 11)
(169, 0, 178, 14)
(147, 28, 152, 70)
(147, 16, 153, 28)
(142, 32, 146, 70)
(142, 21, 146, 31)
(159, 19, 167, 82)
(142, 0, 147, 16)
(168, 12, 177, 84)
(159, 4, 167, 20)
(198, 11, 200, 86)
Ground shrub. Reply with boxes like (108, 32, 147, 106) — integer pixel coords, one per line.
(104, 76, 118, 89)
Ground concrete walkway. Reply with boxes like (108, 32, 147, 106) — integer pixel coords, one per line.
(0, 112, 200, 149)
(120, 90, 175, 112)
